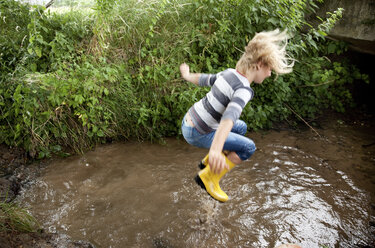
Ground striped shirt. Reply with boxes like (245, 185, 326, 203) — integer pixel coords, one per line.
(188, 68, 254, 134)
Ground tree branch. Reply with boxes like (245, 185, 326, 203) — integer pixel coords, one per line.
(284, 103, 321, 138)
(297, 80, 335, 88)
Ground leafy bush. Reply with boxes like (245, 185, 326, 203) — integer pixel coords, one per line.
(1, 58, 139, 157)
(100, 0, 367, 131)
(0, 0, 369, 157)
(25, 6, 94, 72)
(0, 0, 31, 80)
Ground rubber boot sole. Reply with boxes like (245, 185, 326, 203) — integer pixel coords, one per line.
(194, 174, 206, 191)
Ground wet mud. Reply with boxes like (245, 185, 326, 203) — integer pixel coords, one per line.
(0, 146, 95, 247)
(18, 113, 375, 248)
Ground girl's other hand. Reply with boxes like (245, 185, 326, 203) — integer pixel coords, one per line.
(180, 63, 190, 79)
(208, 150, 229, 174)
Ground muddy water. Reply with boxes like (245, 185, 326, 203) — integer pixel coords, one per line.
(20, 118, 375, 248)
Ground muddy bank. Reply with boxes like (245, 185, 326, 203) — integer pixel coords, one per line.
(0, 145, 28, 202)
(0, 147, 96, 247)
(0, 232, 94, 248)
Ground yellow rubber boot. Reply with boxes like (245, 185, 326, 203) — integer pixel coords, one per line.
(198, 153, 209, 169)
(195, 154, 236, 202)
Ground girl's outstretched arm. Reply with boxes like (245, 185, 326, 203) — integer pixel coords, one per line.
(180, 63, 201, 85)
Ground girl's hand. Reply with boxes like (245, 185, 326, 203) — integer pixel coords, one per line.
(180, 63, 190, 80)
(208, 150, 229, 174)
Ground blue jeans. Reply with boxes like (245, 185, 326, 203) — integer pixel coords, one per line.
(181, 115, 256, 161)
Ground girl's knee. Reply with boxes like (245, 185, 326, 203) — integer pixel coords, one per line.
(236, 120, 247, 136)
(241, 140, 256, 160)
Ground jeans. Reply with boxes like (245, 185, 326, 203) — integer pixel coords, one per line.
(181, 115, 256, 161)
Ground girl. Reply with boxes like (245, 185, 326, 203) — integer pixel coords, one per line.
(180, 29, 294, 202)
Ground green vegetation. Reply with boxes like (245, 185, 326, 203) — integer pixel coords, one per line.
(0, 0, 369, 158)
(0, 200, 40, 232)
(52, 0, 95, 8)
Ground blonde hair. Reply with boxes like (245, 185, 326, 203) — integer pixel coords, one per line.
(236, 29, 294, 75)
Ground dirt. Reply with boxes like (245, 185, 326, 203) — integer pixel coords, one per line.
(0, 146, 96, 247)
(0, 231, 94, 248)
(0, 145, 27, 202)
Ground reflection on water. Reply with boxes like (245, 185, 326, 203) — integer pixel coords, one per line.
(19, 139, 374, 248)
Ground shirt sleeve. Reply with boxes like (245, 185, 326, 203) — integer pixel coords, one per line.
(221, 87, 253, 123)
(198, 73, 219, 87)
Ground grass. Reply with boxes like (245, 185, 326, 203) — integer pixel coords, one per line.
(0, 200, 40, 233)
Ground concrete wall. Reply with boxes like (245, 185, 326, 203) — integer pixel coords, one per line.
(315, 0, 375, 54)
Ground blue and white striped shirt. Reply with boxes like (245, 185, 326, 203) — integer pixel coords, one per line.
(188, 68, 254, 134)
